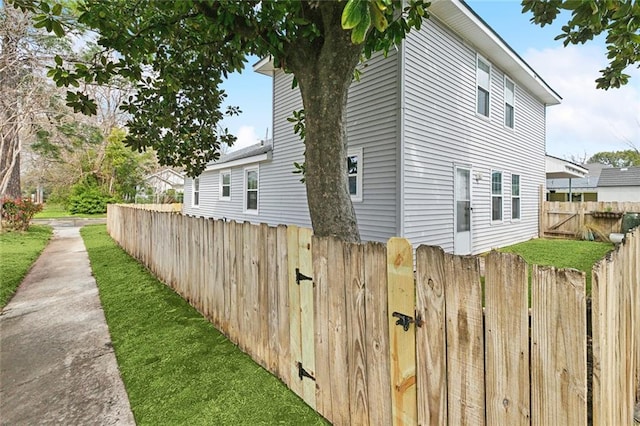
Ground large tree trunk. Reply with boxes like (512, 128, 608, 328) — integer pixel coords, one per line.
(0, 8, 24, 199)
(287, 3, 364, 242)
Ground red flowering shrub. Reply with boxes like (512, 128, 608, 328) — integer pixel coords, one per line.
(1, 197, 43, 231)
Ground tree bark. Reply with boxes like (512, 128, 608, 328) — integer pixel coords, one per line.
(287, 3, 364, 242)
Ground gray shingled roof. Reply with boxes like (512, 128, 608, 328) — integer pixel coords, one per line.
(597, 166, 640, 187)
(208, 141, 273, 166)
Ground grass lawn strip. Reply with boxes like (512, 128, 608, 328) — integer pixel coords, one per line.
(81, 225, 327, 426)
(34, 203, 106, 219)
(498, 238, 613, 293)
(0, 225, 53, 308)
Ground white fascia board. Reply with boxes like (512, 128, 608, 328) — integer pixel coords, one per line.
(204, 152, 272, 172)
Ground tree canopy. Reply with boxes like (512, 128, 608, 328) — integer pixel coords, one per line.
(587, 149, 640, 167)
(8, 0, 640, 241)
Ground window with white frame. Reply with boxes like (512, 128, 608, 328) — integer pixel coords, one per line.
(511, 174, 521, 220)
(193, 177, 200, 207)
(245, 167, 258, 212)
(504, 78, 515, 129)
(347, 148, 362, 202)
(477, 56, 491, 117)
(220, 170, 231, 200)
(491, 171, 502, 221)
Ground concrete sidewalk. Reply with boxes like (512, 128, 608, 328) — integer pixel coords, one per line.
(0, 226, 135, 425)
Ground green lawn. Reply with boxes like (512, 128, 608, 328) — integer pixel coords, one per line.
(0, 225, 53, 308)
(34, 203, 107, 219)
(80, 225, 327, 426)
(498, 238, 613, 293)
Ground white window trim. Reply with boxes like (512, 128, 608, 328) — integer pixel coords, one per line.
(348, 147, 363, 202)
(504, 76, 516, 130)
(491, 170, 503, 222)
(511, 173, 521, 221)
(243, 166, 259, 214)
(219, 169, 231, 201)
(476, 54, 492, 120)
(192, 177, 200, 208)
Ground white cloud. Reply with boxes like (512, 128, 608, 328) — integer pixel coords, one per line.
(229, 125, 261, 152)
(524, 45, 640, 161)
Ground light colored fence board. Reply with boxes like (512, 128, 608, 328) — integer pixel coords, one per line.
(364, 242, 392, 426)
(106, 205, 639, 426)
(345, 242, 369, 425)
(444, 254, 485, 426)
(485, 251, 530, 425)
(312, 236, 332, 420)
(531, 266, 586, 425)
(415, 245, 447, 426)
(387, 237, 417, 425)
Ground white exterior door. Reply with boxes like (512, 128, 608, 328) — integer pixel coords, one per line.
(454, 167, 472, 255)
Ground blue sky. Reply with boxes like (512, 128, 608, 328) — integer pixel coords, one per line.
(220, 1, 640, 161)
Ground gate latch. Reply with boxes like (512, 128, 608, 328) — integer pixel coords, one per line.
(392, 311, 423, 331)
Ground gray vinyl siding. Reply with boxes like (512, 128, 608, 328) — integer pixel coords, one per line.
(402, 17, 546, 254)
(185, 54, 399, 242)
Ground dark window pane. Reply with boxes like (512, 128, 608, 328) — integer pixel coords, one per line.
(247, 191, 257, 210)
(247, 170, 258, 190)
(222, 173, 230, 185)
(477, 88, 489, 116)
(194, 192, 199, 206)
(505, 104, 514, 128)
(347, 155, 358, 174)
(512, 197, 520, 220)
(492, 197, 502, 221)
(222, 186, 230, 197)
(349, 176, 357, 195)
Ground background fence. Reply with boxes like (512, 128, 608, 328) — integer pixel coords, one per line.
(541, 201, 640, 240)
(107, 204, 639, 425)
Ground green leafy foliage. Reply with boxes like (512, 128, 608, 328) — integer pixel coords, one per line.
(1, 197, 44, 231)
(522, 0, 640, 89)
(68, 184, 116, 214)
(587, 149, 640, 167)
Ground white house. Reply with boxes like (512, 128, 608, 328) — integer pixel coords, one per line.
(183, 0, 561, 255)
(597, 167, 640, 202)
(139, 168, 185, 203)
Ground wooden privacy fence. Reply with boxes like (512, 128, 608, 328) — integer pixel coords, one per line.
(541, 201, 640, 240)
(107, 204, 639, 425)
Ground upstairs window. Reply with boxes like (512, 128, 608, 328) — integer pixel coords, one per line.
(245, 167, 258, 212)
(193, 177, 200, 207)
(504, 78, 515, 129)
(477, 56, 491, 117)
(491, 171, 502, 221)
(512, 174, 521, 220)
(347, 148, 363, 202)
(220, 170, 231, 200)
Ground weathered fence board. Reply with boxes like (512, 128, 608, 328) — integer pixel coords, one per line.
(444, 254, 485, 426)
(531, 266, 586, 425)
(415, 245, 447, 426)
(485, 251, 530, 425)
(106, 205, 639, 426)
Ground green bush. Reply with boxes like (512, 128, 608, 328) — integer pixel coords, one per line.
(68, 186, 116, 214)
(1, 197, 44, 231)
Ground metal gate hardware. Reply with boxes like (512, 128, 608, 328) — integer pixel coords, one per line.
(295, 268, 313, 285)
(297, 362, 316, 381)
(392, 311, 423, 331)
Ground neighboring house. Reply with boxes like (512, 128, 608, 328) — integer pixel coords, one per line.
(597, 166, 640, 202)
(546, 159, 599, 201)
(139, 168, 185, 203)
(183, 0, 561, 255)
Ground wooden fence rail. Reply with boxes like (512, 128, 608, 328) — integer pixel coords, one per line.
(107, 204, 639, 425)
(541, 201, 640, 240)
